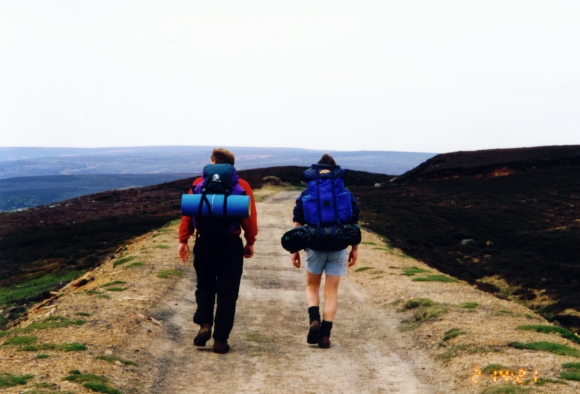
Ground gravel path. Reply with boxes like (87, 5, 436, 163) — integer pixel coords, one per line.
(144, 190, 447, 394)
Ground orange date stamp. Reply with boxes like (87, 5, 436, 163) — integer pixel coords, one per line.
(472, 368, 539, 384)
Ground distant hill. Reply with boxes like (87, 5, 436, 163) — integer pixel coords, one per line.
(392, 145, 580, 183)
(351, 145, 580, 332)
(0, 173, 190, 212)
(0, 146, 431, 211)
(0, 146, 435, 179)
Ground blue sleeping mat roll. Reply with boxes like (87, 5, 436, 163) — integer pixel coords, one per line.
(181, 194, 251, 218)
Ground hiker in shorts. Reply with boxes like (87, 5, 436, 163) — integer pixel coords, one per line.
(178, 148, 258, 354)
(291, 154, 360, 348)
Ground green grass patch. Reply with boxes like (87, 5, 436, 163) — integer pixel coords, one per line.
(388, 266, 399, 269)
(75, 312, 90, 317)
(20, 342, 87, 352)
(96, 294, 111, 299)
(126, 262, 146, 269)
(0, 317, 85, 338)
(83, 382, 121, 394)
(518, 325, 580, 345)
(0, 271, 83, 306)
(0, 373, 34, 388)
(354, 266, 372, 272)
(400, 266, 429, 276)
(399, 298, 448, 330)
(105, 287, 125, 292)
(442, 328, 465, 342)
(396, 254, 414, 259)
(480, 384, 531, 394)
(562, 362, 580, 370)
(37, 354, 50, 359)
(63, 372, 108, 384)
(460, 302, 479, 309)
(533, 377, 567, 385)
(361, 241, 376, 245)
(156, 269, 183, 279)
(112, 256, 136, 268)
(100, 281, 127, 288)
(96, 355, 138, 366)
(561, 362, 580, 381)
(402, 298, 434, 310)
(3, 335, 37, 346)
(561, 371, 580, 381)
(154, 244, 170, 249)
(510, 341, 580, 358)
(412, 275, 459, 283)
(412, 304, 448, 324)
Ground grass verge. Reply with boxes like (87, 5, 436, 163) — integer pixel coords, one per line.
(156, 269, 183, 279)
(398, 298, 448, 330)
(0, 271, 83, 306)
(112, 256, 136, 268)
(561, 362, 580, 381)
(400, 266, 429, 276)
(3, 335, 37, 346)
(509, 341, 580, 358)
(0, 373, 34, 389)
(0, 316, 85, 338)
(20, 342, 87, 352)
(442, 328, 465, 342)
(518, 325, 580, 345)
(126, 262, 146, 268)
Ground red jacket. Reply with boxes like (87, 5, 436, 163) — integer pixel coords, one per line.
(178, 177, 258, 245)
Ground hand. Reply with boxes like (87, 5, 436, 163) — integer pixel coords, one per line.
(291, 252, 301, 268)
(178, 243, 190, 263)
(244, 244, 254, 258)
(348, 247, 358, 267)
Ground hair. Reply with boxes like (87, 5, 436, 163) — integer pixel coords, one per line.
(317, 154, 336, 166)
(211, 148, 235, 165)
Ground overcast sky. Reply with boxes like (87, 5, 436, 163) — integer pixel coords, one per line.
(1, 1, 579, 153)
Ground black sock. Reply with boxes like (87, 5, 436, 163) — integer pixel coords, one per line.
(320, 320, 333, 337)
(308, 306, 321, 323)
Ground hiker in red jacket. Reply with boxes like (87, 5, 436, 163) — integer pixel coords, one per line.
(178, 148, 258, 354)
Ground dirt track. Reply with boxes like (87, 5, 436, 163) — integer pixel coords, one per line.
(4, 188, 579, 393)
(143, 190, 447, 394)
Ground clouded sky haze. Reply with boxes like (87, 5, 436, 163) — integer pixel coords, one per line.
(1, 1, 579, 153)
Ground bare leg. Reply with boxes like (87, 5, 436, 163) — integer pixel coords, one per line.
(322, 274, 341, 321)
(306, 271, 322, 307)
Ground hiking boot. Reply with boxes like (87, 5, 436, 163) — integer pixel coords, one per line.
(307, 321, 320, 344)
(318, 336, 331, 349)
(193, 324, 212, 347)
(213, 340, 230, 354)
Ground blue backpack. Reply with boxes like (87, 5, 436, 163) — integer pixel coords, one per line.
(193, 164, 246, 236)
(302, 165, 353, 227)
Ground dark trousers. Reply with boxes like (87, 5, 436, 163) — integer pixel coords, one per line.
(192, 234, 244, 341)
